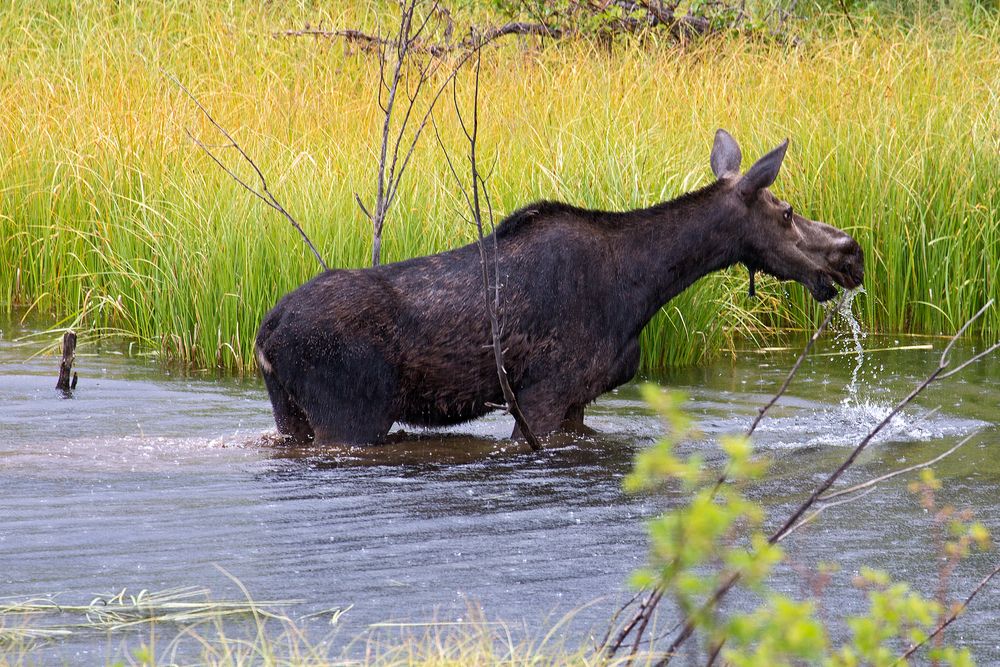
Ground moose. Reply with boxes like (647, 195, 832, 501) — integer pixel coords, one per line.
(255, 130, 864, 445)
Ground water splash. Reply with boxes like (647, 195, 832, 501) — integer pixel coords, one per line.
(756, 400, 985, 449)
(836, 286, 868, 404)
(818, 286, 961, 445)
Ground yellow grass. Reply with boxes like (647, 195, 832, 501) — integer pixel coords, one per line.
(1, 1, 997, 369)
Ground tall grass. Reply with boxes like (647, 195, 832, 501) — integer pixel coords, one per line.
(1, 0, 997, 370)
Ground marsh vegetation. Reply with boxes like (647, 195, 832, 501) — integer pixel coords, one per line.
(1, 1, 997, 370)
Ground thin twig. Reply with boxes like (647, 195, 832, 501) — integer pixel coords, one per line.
(604, 589, 666, 658)
(628, 588, 663, 660)
(895, 562, 1000, 664)
(939, 299, 993, 368)
(164, 70, 328, 271)
(776, 487, 877, 542)
(940, 341, 1000, 379)
(443, 48, 542, 451)
(596, 590, 644, 653)
(358, 1, 508, 266)
(274, 21, 564, 53)
(818, 433, 977, 502)
(836, 0, 858, 34)
(367, 1, 414, 266)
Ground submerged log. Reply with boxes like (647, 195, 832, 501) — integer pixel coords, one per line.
(56, 331, 77, 392)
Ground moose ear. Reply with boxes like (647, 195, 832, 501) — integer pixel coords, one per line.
(738, 139, 789, 199)
(710, 129, 742, 179)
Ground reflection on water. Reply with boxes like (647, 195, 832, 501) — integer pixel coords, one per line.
(1, 316, 998, 662)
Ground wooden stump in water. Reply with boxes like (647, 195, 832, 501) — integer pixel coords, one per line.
(56, 331, 77, 392)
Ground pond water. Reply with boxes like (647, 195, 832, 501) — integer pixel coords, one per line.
(1, 313, 998, 662)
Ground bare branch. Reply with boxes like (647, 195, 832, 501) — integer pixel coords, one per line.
(186, 130, 268, 206)
(383, 48, 474, 212)
(448, 49, 542, 452)
(940, 299, 993, 367)
(354, 192, 373, 221)
(604, 588, 665, 657)
(595, 589, 644, 654)
(430, 114, 474, 215)
(629, 588, 664, 658)
(818, 433, 978, 502)
(776, 487, 877, 542)
(361, 1, 508, 266)
(276, 27, 392, 49)
(941, 341, 1000, 380)
(477, 21, 565, 41)
(274, 0, 805, 53)
(453, 70, 473, 142)
(165, 70, 328, 271)
(408, 1, 439, 45)
(274, 21, 564, 54)
(896, 562, 1000, 664)
(371, 28, 512, 261)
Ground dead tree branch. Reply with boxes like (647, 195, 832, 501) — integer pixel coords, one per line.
(274, 0, 797, 54)
(56, 330, 77, 393)
(354, 1, 514, 267)
(164, 70, 328, 272)
(432, 50, 542, 452)
(276, 21, 563, 53)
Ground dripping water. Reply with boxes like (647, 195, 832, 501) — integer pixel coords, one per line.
(837, 286, 867, 403)
(830, 286, 920, 441)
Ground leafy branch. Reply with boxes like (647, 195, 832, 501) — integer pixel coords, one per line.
(604, 298, 999, 664)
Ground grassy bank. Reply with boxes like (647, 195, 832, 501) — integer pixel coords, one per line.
(1, 1, 997, 370)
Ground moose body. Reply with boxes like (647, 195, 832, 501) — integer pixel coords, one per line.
(256, 131, 863, 445)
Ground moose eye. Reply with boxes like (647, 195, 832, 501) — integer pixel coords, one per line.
(783, 207, 794, 223)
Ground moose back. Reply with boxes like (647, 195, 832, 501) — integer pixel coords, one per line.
(255, 130, 864, 445)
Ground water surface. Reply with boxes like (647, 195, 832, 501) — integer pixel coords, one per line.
(1, 316, 998, 662)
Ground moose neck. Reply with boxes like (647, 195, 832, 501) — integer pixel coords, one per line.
(622, 183, 740, 331)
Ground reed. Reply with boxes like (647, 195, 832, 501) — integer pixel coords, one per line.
(0, 585, 603, 666)
(1, 1, 997, 370)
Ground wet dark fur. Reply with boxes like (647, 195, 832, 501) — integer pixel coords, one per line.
(255, 184, 746, 444)
(256, 162, 862, 445)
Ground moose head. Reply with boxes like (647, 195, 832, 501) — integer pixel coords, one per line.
(710, 129, 864, 302)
